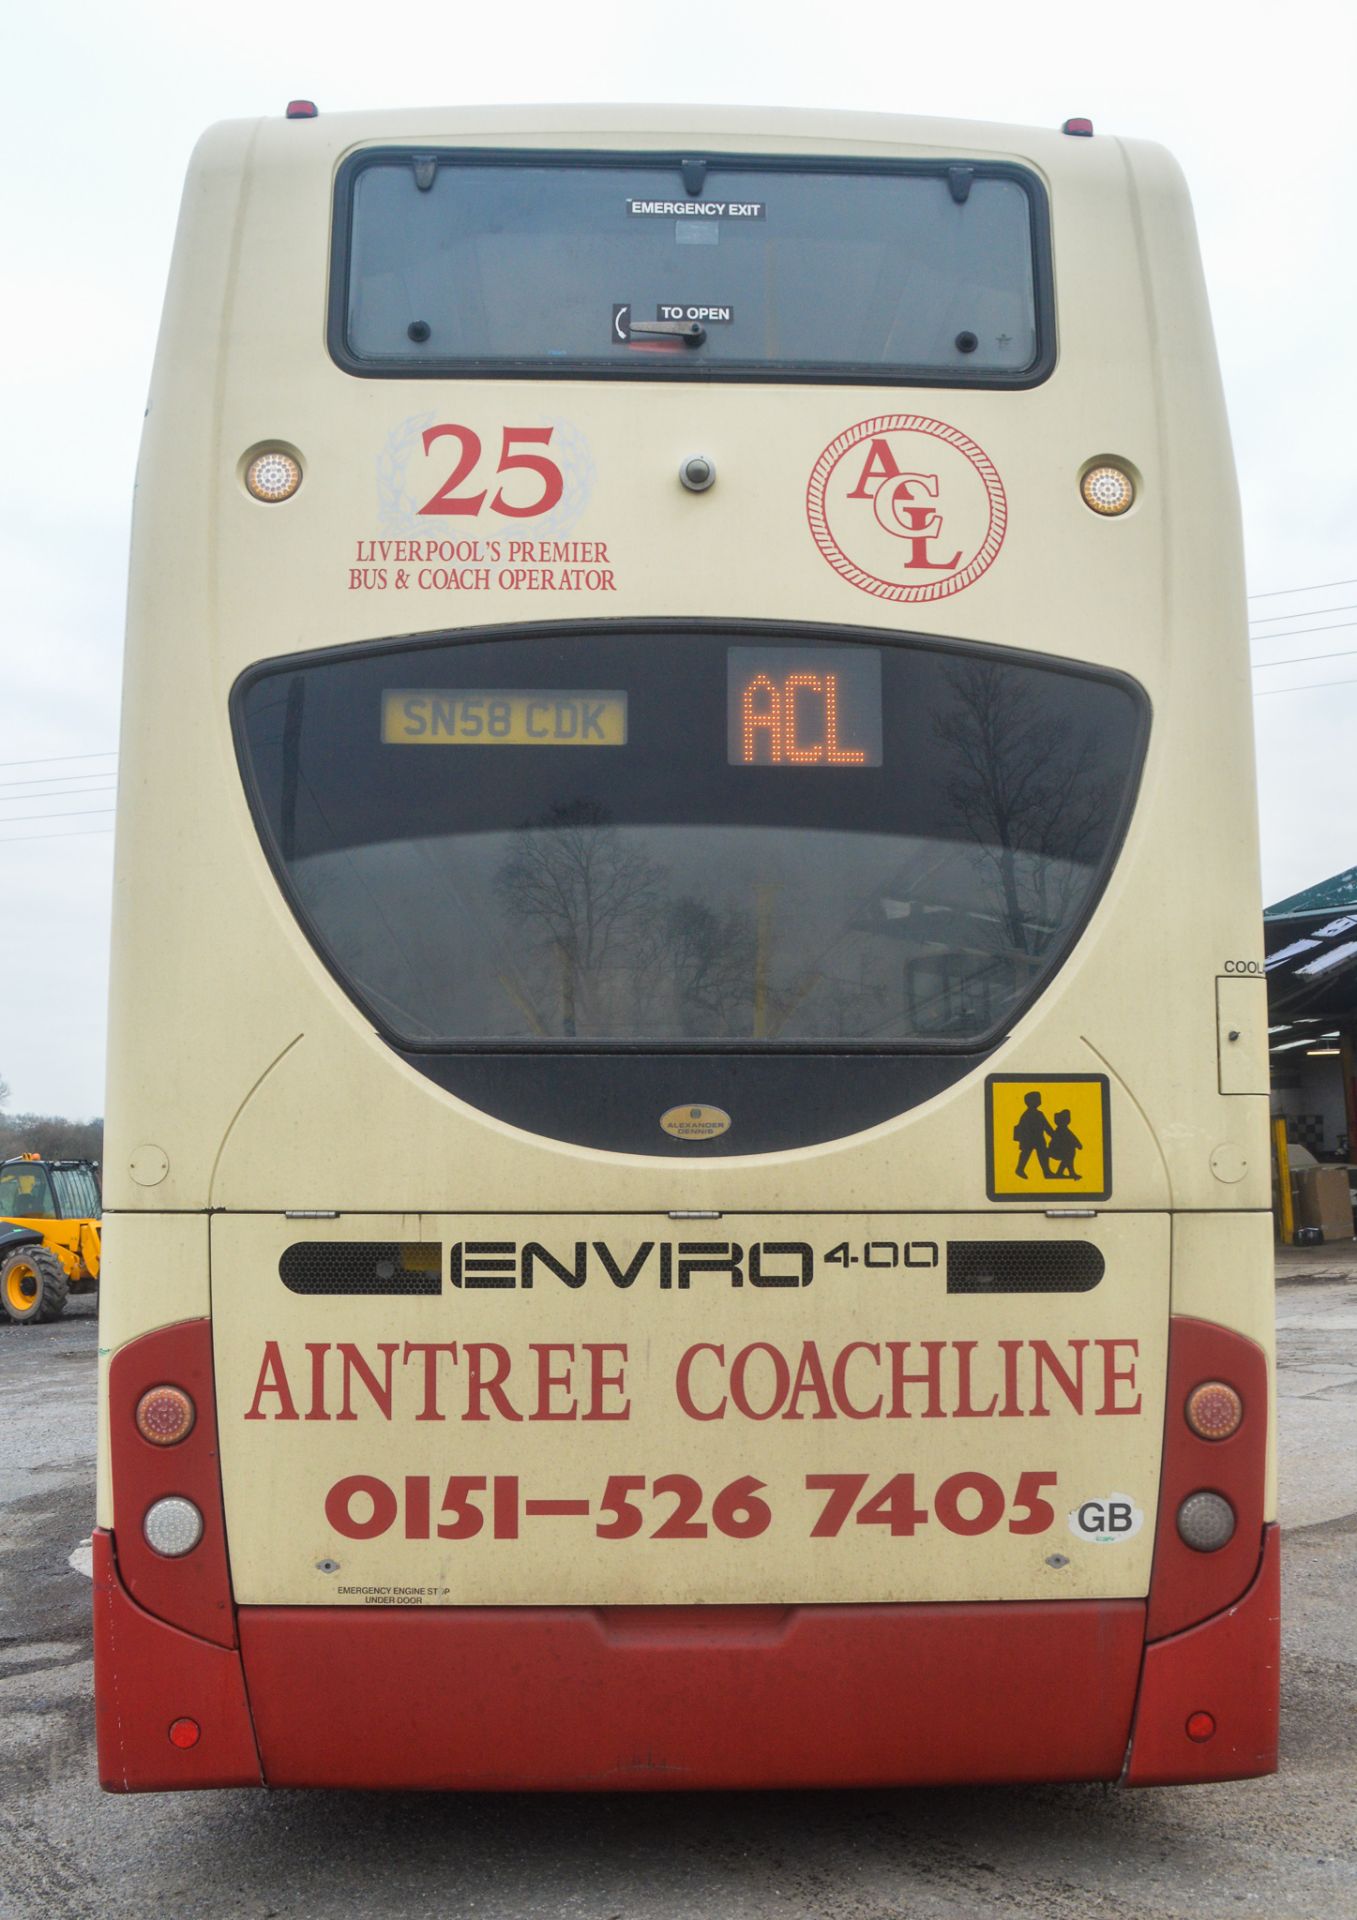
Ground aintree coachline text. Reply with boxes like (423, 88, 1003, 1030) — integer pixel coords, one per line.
(244, 1337, 1143, 1425)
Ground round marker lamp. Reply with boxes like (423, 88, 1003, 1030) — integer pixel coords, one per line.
(1176, 1490, 1235, 1553)
(135, 1385, 196, 1447)
(245, 450, 302, 502)
(143, 1496, 204, 1558)
(1185, 1381, 1243, 1441)
(1081, 464, 1135, 515)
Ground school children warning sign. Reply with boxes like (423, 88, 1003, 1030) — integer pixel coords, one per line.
(985, 1074, 1112, 1202)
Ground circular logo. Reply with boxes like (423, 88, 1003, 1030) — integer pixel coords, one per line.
(660, 1104, 731, 1141)
(806, 415, 1007, 604)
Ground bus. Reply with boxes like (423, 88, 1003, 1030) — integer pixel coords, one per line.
(95, 103, 1278, 1793)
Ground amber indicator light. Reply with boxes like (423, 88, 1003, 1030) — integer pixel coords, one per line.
(135, 1385, 196, 1447)
(1185, 1380, 1243, 1441)
(245, 451, 303, 502)
(1081, 465, 1135, 515)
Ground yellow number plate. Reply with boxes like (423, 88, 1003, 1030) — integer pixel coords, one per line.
(382, 690, 627, 746)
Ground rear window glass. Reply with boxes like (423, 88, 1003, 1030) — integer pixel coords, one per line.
(333, 152, 1049, 384)
(234, 625, 1145, 1051)
(51, 1167, 100, 1218)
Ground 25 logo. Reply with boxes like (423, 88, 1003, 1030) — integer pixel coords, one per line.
(418, 425, 563, 519)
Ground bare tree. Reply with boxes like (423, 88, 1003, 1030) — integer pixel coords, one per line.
(495, 800, 666, 1035)
(932, 659, 1113, 959)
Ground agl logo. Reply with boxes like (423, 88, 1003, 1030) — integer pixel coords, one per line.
(806, 414, 1007, 604)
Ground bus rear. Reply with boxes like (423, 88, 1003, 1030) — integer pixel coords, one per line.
(96, 105, 1277, 1792)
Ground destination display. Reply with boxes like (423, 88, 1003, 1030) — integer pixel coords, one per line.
(727, 645, 883, 766)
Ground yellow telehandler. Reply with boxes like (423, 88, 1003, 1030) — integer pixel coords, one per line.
(0, 1153, 101, 1323)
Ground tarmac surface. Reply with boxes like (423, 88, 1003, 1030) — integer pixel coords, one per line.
(1, 1254, 1354, 1920)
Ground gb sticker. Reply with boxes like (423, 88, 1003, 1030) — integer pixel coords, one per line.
(1068, 1495, 1144, 1544)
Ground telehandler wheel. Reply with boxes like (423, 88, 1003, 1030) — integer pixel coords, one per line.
(0, 1247, 70, 1323)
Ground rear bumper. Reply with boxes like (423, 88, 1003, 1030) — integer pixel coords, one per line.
(92, 1524, 1279, 1792)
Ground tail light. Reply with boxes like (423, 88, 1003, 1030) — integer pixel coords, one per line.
(108, 1320, 235, 1646)
(1146, 1317, 1267, 1640)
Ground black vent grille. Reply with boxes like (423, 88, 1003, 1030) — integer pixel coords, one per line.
(279, 1241, 442, 1296)
(947, 1240, 1104, 1294)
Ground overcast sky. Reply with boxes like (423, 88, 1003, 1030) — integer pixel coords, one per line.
(3, 0, 1354, 1116)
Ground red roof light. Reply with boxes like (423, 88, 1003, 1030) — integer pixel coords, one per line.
(286, 100, 318, 119)
(1062, 118, 1094, 137)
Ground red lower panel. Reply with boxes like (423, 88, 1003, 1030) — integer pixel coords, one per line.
(93, 1530, 261, 1792)
(240, 1598, 1145, 1790)
(1124, 1524, 1280, 1786)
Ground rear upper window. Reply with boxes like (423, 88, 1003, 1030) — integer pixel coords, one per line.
(331, 151, 1051, 386)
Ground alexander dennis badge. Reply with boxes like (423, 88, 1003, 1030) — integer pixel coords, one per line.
(985, 1074, 1111, 1202)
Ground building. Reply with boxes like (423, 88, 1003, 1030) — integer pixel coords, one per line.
(1265, 864, 1357, 1162)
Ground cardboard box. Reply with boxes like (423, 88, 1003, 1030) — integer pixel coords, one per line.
(1292, 1166, 1355, 1242)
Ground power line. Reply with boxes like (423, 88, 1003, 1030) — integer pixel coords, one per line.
(1250, 601, 1357, 626)
(6, 827, 115, 845)
(1248, 619, 1357, 646)
(1249, 576, 1357, 601)
(1253, 646, 1357, 672)
(0, 769, 119, 791)
(0, 749, 117, 771)
(1, 806, 116, 825)
(0, 783, 118, 802)
(1255, 675, 1357, 698)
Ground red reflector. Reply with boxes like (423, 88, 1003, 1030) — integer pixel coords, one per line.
(286, 100, 318, 119)
(1062, 118, 1094, 137)
(168, 1717, 201, 1749)
(1186, 1711, 1216, 1743)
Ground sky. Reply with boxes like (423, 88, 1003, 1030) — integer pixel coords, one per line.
(2, 0, 1354, 1116)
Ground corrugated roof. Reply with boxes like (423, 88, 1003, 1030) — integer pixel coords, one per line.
(1265, 864, 1357, 921)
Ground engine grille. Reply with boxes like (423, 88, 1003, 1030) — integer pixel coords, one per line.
(946, 1240, 1104, 1294)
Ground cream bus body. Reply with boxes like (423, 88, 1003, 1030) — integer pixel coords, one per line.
(96, 106, 1276, 1793)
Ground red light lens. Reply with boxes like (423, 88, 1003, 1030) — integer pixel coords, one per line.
(135, 1385, 196, 1446)
(1062, 118, 1094, 136)
(1186, 1711, 1216, 1743)
(286, 100, 318, 119)
(168, 1717, 201, 1749)
(1185, 1381, 1243, 1441)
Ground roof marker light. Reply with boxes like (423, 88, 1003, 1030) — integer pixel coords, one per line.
(286, 101, 318, 119)
(1063, 118, 1094, 136)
